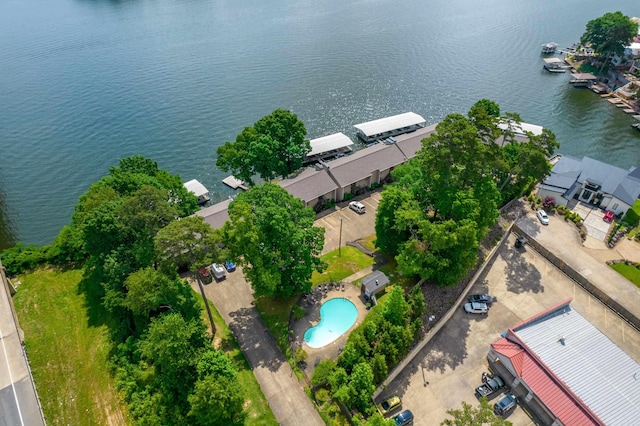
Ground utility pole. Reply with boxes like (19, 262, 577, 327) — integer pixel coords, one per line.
(195, 273, 216, 341)
(338, 217, 343, 257)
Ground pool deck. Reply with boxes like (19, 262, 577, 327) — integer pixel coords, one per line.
(291, 282, 371, 378)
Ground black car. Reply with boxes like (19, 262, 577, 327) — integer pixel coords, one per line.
(468, 294, 494, 305)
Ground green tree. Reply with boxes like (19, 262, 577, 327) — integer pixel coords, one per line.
(374, 186, 413, 255)
(441, 397, 512, 426)
(581, 11, 636, 60)
(216, 109, 311, 186)
(223, 183, 325, 298)
(188, 348, 245, 425)
(363, 413, 396, 426)
(154, 216, 222, 273)
(123, 268, 200, 324)
(383, 286, 409, 326)
(349, 362, 375, 413)
(137, 313, 207, 395)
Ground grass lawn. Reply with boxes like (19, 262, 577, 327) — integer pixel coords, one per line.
(311, 246, 375, 286)
(610, 263, 640, 288)
(12, 268, 128, 426)
(201, 298, 277, 425)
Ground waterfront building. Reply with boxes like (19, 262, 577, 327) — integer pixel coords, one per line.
(354, 112, 426, 144)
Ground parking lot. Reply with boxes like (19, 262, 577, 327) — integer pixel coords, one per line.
(378, 216, 640, 425)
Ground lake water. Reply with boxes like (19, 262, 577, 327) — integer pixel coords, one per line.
(1, 0, 639, 248)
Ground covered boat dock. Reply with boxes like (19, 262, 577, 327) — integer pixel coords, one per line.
(569, 72, 597, 87)
(303, 132, 354, 165)
(354, 112, 426, 144)
(183, 179, 211, 205)
(543, 57, 566, 73)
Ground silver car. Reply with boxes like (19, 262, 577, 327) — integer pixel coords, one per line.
(464, 302, 488, 315)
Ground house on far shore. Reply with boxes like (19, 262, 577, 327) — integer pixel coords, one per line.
(537, 155, 640, 216)
(360, 270, 390, 301)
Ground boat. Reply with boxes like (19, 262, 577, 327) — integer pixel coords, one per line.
(541, 42, 558, 54)
(543, 57, 567, 73)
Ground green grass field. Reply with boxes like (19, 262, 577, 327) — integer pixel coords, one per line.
(13, 268, 128, 426)
(13, 268, 277, 426)
(610, 263, 640, 288)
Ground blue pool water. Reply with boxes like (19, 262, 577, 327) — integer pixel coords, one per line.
(304, 298, 358, 348)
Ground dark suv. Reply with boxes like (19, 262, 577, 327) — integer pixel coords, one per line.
(494, 393, 517, 415)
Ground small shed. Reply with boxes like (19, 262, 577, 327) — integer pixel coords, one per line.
(360, 271, 390, 299)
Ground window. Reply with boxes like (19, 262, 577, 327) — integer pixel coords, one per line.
(612, 203, 619, 210)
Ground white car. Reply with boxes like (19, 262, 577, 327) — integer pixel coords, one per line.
(464, 302, 488, 315)
(536, 209, 549, 225)
(349, 201, 366, 214)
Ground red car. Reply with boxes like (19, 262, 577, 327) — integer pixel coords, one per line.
(603, 210, 615, 223)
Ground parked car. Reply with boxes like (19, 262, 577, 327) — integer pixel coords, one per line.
(210, 263, 226, 281)
(603, 210, 615, 223)
(536, 209, 549, 225)
(468, 294, 494, 306)
(393, 410, 414, 426)
(377, 395, 401, 416)
(464, 302, 488, 315)
(224, 259, 236, 272)
(476, 375, 505, 397)
(493, 393, 517, 415)
(349, 201, 366, 214)
(197, 267, 212, 284)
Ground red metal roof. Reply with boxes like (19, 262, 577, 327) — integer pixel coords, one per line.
(491, 337, 603, 426)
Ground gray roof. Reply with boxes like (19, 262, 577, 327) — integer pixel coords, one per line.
(361, 271, 390, 294)
(279, 168, 338, 203)
(307, 133, 353, 157)
(394, 124, 437, 159)
(514, 303, 640, 426)
(541, 155, 640, 206)
(354, 112, 426, 137)
(328, 144, 407, 187)
(195, 198, 231, 229)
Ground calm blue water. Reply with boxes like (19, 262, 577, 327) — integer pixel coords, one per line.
(304, 298, 358, 348)
(1, 0, 639, 247)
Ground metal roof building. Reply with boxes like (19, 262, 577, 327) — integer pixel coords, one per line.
(184, 179, 211, 205)
(305, 133, 354, 164)
(489, 299, 640, 426)
(354, 112, 426, 143)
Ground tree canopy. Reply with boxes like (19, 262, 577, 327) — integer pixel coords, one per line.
(441, 398, 512, 426)
(216, 109, 311, 186)
(376, 101, 558, 286)
(223, 183, 325, 298)
(580, 11, 637, 57)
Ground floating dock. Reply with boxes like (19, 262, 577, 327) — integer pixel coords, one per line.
(222, 175, 248, 191)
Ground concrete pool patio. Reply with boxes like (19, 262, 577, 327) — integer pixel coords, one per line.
(290, 279, 372, 379)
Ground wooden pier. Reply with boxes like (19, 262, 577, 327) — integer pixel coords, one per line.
(222, 175, 248, 191)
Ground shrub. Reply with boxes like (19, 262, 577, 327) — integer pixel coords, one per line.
(343, 193, 354, 201)
(294, 347, 308, 364)
(293, 305, 306, 320)
(542, 196, 557, 210)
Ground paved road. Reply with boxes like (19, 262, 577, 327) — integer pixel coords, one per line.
(0, 263, 45, 426)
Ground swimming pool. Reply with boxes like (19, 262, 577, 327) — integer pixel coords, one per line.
(304, 298, 358, 348)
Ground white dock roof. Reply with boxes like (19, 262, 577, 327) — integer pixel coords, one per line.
(543, 57, 564, 64)
(498, 120, 544, 136)
(307, 133, 353, 157)
(570, 73, 597, 81)
(354, 112, 426, 137)
(183, 179, 209, 197)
